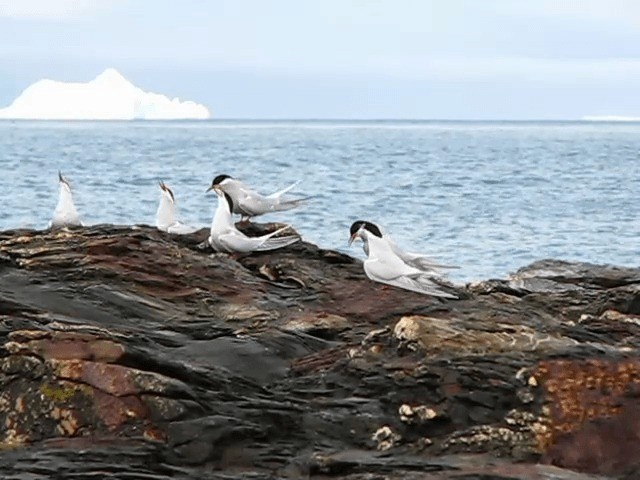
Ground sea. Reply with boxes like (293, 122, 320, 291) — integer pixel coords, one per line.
(0, 119, 638, 282)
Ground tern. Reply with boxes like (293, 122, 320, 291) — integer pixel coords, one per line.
(349, 220, 457, 298)
(211, 174, 307, 221)
(206, 179, 300, 253)
(155, 180, 198, 234)
(353, 221, 458, 275)
(50, 171, 82, 228)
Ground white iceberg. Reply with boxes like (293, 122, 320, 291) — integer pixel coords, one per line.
(0, 68, 211, 120)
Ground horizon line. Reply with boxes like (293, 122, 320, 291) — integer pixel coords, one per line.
(1, 117, 639, 123)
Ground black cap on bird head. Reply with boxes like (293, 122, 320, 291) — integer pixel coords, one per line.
(350, 220, 382, 238)
(349, 220, 382, 246)
(207, 174, 232, 193)
(213, 174, 232, 186)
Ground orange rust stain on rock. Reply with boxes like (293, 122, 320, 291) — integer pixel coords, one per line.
(143, 426, 167, 443)
(543, 400, 640, 475)
(92, 390, 147, 430)
(51, 406, 82, 436)
(87, 340, 125, 362)
(8, 331, 125, 363)
(54, 360, 138, 396)
(441, 382, 463, 397)
(534, 357, 640, 451)
(38, 339, 124, 362)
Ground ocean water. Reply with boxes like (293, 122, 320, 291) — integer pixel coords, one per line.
(1, 120, 638, 282)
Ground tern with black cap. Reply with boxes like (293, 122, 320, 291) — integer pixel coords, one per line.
(349, 220, 458, 274)
(211, 174, 307, 221)
(206, 178, 301, 253)
(349, 220, 457, 298)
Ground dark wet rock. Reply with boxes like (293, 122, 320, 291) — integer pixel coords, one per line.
(0, 224, 638, 479)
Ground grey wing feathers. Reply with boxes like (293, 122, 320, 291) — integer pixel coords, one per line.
(403, 254, 459, 272)
(386, 237, 458, 272)
(254, 233, 300, 251)
(271, 196, 309, 212)
(390, 273, 458, 299)
(254, 225, 300, 251)
(241, 195, 308, 215)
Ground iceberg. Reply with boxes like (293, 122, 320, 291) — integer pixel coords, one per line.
(0, 68, 211, 120)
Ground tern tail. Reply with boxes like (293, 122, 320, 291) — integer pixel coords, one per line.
(270, 196, 311, 212)
(267, 181, 300, 199)
(410, 256, 460, 271)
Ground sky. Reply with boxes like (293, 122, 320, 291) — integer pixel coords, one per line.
(1, 0, 640, 119)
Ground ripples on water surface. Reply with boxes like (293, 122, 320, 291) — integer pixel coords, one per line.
(1, 120, 638, 281)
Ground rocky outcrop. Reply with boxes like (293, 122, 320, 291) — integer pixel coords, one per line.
(0, 224, 638, 479)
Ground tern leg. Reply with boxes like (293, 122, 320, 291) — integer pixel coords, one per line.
(237, 216, 253, 227)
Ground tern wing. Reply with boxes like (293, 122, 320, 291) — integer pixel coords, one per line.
(235, 193, 272, 217)
(398, 252, 459, 271)
(387, 273, 458, 298)
(217, 231, 261, 252)
(384, 235, 458, 272)
(363, 255, 457, 298)
(217, 226, 300, 253)
(252, 233, 300, 251)
(251, 224, 300, 251)
(235, 193, 306, 216)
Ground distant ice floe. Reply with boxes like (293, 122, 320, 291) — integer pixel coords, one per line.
(0, 68, 210, 120)
(582, 115, 640, 122)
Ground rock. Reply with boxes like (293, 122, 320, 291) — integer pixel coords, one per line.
(0, 224, 638, 479)
(398, 403, 438, 423)
(282, 312, 350, 339)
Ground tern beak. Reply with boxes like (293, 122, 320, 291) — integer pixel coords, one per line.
(205, 185, 214, 193)
(348, 233, 357, 247)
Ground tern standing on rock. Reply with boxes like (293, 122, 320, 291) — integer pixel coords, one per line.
(211, 174, 307, 221)
(155, 180, 198, 234)
(349, 220, 458, 298)
(50, 172, 82, 228)
(206, 179, 300, 253)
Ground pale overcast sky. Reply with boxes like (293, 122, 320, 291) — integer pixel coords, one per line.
(1, 0, 640, 118)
